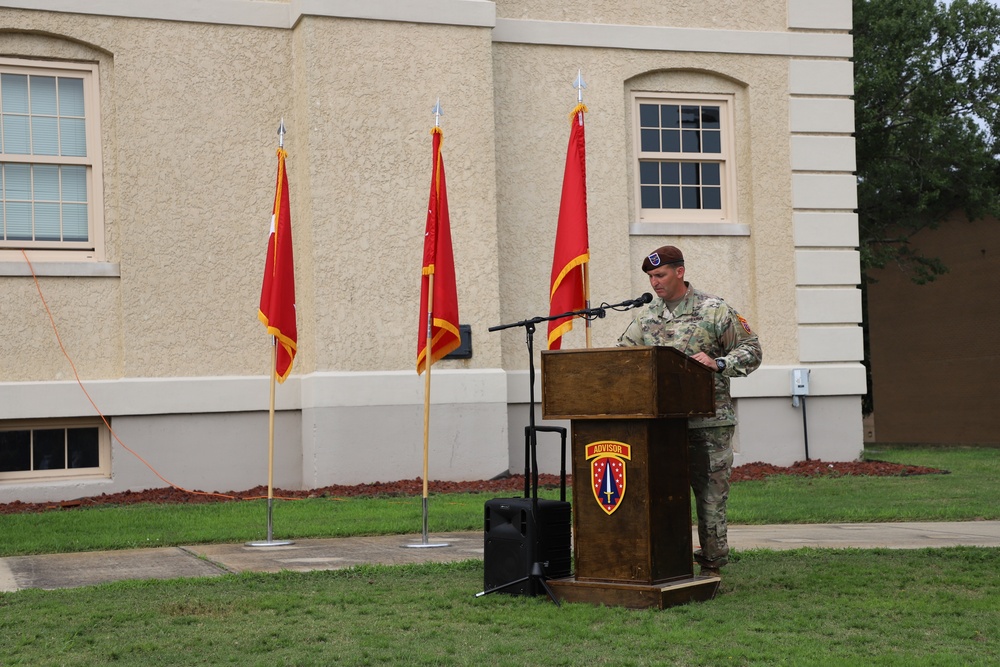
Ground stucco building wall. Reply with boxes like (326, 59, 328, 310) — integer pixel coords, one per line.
(0, 0, 863, 503)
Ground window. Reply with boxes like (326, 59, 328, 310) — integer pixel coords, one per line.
(0, 58, 104, 261)
(0, 419, 111, 482)
(633, 93, 736, 224)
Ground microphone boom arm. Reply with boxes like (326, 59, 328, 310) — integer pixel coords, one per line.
(488, 305, 605, 333)
(487, 294, 649, 334)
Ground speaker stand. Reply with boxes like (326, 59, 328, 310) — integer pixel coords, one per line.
(475, 561, 561, 606)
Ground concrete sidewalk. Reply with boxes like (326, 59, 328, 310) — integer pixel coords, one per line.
(2, 521, 999, 593)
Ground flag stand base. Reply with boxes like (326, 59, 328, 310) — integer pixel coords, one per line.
(402, 541, 450, 549)
(402, 498, 451, 548)
(246, 499, 293, 547)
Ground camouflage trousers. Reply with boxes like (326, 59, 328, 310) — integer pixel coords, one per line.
(688, 425, 734, 568)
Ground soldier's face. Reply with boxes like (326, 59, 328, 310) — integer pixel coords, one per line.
(647, 264, 686, 301)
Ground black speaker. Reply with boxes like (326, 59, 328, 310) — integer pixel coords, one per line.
(483, 497, 572, 596)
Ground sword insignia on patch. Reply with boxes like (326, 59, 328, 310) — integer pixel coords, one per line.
(586, 441, 632, 515)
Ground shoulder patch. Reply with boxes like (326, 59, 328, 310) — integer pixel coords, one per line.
(738, 315, 753, 335)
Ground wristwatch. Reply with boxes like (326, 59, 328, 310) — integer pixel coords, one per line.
(715, 359, 727, 372)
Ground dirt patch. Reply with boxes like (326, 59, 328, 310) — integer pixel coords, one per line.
(731, 458, 944, 482)
(0, 459, 945, 515)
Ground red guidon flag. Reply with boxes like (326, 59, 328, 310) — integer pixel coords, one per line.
(258, 148, 297, 382)
(547, 103, 589, 350)
(417, 127, 460, 374)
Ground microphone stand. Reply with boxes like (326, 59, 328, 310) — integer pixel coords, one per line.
(488, 303, 609, 494)
(483, 296, 644, 601)
(488, 295, 646, 465)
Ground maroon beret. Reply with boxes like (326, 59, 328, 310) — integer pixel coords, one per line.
(642, 245, 684, 272)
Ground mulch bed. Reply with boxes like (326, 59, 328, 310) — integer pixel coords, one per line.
(0, 459, 945, 516)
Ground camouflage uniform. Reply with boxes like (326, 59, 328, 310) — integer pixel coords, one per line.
(618, 283, 762, 569)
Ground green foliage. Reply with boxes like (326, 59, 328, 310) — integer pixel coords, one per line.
(854, 0, 1000, 283)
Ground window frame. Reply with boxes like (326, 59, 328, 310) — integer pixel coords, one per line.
(0, 418, 112, 483)
(631, 91, 737, 225)
(0, 57, 105, 262)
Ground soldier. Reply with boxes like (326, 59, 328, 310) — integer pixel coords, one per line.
(618, 245, 762, 578)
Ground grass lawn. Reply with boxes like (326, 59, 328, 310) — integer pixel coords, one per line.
(730, 445, 1000, 524)
(2, 550, 998, 666)
(1, 445, 999, 665)
(1, 444, 997, 558)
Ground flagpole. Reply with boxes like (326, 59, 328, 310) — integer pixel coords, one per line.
(268, 339, 276, 537)
(267, 341, 282, 539)
(548, 71, 590, 350)
(248, 341, 293, 547)
(269, 123, 284, 540)
(573, 70, 593, 349)
(248, 120, 293, 548)
(583, 262, 592, 348)
(405, 100, 449, 549)
(421, 278, 436, 540)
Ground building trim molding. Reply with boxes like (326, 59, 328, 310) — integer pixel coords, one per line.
(0, 369, 508, 420)
(3, 1, 851, 59)
(492, 19, 851, 58)
(504, 363, 867, 405)
(0, 0, 497, 28)
(629, 222, 751, 237)
(0, 261, 121, 277)
(0, 363, 869, 421)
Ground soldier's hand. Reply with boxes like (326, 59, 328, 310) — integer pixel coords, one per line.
(690, 352, 716, 369)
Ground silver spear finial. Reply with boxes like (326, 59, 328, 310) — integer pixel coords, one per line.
(432, 98, 443, 128)
(573, 70, 587, 104)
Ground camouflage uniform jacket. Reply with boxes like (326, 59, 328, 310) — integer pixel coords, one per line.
(617, 283, 762, 429)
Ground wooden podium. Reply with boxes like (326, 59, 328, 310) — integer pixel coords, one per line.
(540, 346, 720, 609)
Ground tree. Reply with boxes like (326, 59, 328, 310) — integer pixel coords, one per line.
(854, 0, 1000, 414)
(854, 0, 1000, 284)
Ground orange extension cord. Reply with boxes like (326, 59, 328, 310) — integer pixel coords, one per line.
(21, 250, 298, 502)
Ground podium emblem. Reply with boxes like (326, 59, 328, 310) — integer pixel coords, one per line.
(586, 441, 632, 515)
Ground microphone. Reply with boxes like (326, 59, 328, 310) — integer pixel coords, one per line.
(632, 292, 653, 308)
(602, 293, 653, 312)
